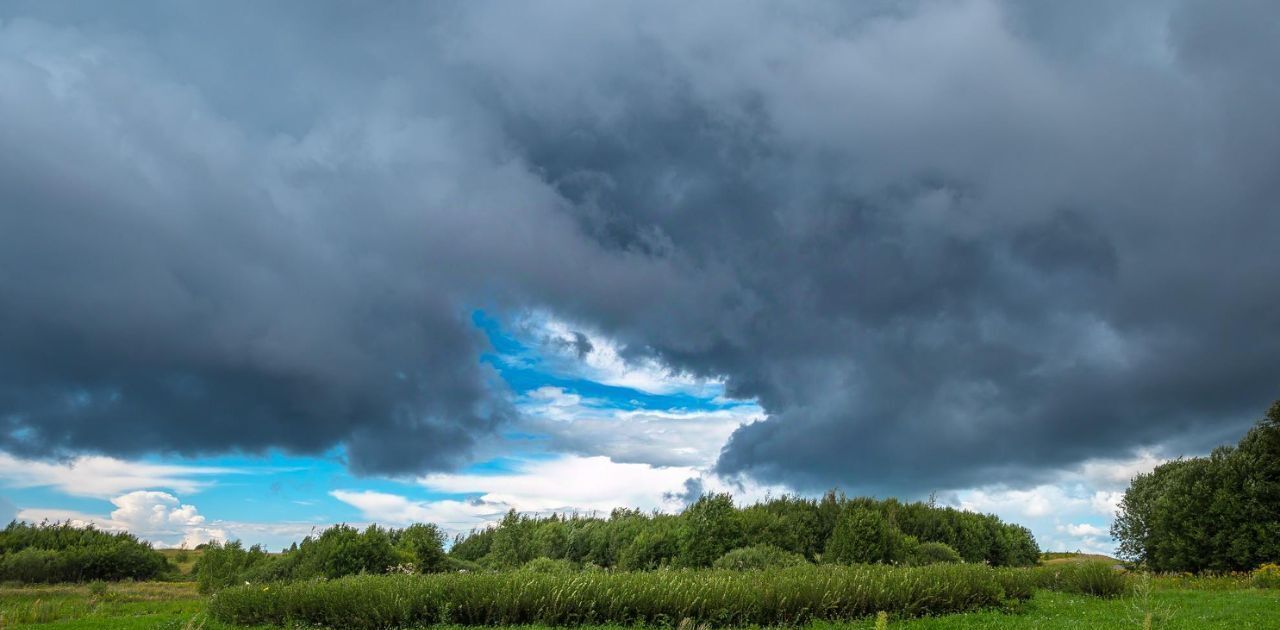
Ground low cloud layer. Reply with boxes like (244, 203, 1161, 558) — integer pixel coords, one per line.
(2, 1, 1278, 494)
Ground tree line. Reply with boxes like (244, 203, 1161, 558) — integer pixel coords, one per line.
(449, 491, 1040, 570)
(0, 521, 169, 582)
(1112, 399, 1280, 572)
(196, 490, 1037, 590)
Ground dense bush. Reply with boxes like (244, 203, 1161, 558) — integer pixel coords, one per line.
(0, 521, 168, 583)
(450, 490, 1039, 570)
(910, 542, 963, 566)
(712, 545, 807, 570)
(1253, 563, 1280, 589)
(1113, 399, 1280, 572)
(197, 523, 451, 592)
(1028, 562, 1129, 598)
(520, 557, 577, 573)
(199, 489, 1040, 588)
(824, 507, 908, 565)
(209, 563, 1032, 629)
(678, 494, 745, 568)
(195, 540, 278, 593)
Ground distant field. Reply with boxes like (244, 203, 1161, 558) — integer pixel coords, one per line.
(1040, 551, 1121, 565)
(1, 573, 1277, 629)
(157, 548, 204, 576)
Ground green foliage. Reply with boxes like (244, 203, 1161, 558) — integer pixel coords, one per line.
(520, 557, 577, 573)
(1029, 561, 1130, 597)
(911, 541, 963, 566)
(675, 494, 747, 568)
(393, 523, 447, 573)
(448, 526, 494, 563)
(209, 563, 1033, 629)
(825, 506, 907, 565)
(617, 516, 679, 571)
(1252, 563, 1280, 589)
(533, 518, 569, 560)
(290, 524, 397, 579)
(1112, 399, 1280, 572)
(443, 555, 485, 573)
(0, 521, 168, 583)
(194, 540, 277, 593)
(197, 524, 412, 592)
(712, 544, 807, 570)
(445, 490, 1038, 571)
(678, 494, 745, 567)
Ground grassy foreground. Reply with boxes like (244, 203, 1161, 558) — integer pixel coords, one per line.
(0, 574, 1276, 629)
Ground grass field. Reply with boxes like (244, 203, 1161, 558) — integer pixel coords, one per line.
(0, 575, 1276, 629)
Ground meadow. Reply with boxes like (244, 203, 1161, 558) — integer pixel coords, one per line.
(3, 447, 1279, 630)
(1, 566, 1277, 629)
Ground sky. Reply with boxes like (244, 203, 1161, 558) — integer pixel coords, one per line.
(1, 0, 1278, 556)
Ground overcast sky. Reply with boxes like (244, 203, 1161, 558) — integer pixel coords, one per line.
(2, 0, 1277, 554)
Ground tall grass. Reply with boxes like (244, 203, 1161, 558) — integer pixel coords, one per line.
(209, 564, 1031, 629)
(1028, 561, 1130, 597)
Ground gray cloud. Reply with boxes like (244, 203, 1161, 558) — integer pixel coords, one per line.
(1, 1, 1277, 491)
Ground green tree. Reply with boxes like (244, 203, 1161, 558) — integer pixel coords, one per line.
(825, 506, 902, 564)
(1112, 398, 1280, 572)
(677, 493, 744, 567)
(397, 523, 447, 572)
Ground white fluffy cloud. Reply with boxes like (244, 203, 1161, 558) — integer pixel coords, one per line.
(519, 314, 724, 397)
(15, 490, 322, 549)
(0, 453, 234, 498)
(1060, 522, 1109, 538)
(332, 454, 791, 536)
(330, 490, 508, 531)
(947, 450, 1168, 554)
(17, 490, 217, 548)
(337, 454, 693, 534)
(519, 386, 761, 467)
(420, 455, 695, 515)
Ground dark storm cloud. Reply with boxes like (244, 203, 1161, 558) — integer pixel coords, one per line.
(1, 0, 1277, 490)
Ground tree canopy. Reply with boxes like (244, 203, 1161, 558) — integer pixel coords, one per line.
(1112, 399, 1280, 572)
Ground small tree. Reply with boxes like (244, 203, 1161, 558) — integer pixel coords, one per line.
(677, 494, 744, 567)
(825, 507, 901, 564)
(398, 523, 447, 573)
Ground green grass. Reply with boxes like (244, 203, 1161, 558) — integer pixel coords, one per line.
(1, 572, 1276, 629)
(208, 564, 1029, 628)
(0, 581, 262, 630)
(1039, 552, 1120, 566)
(827, 588, 1280, 628)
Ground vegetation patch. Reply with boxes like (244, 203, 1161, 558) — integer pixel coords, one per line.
(0, 521, 170, 583)
(1027, 562, 1130, 598)
(1112, 401, 1280, 573)
(208, 564, 1032, 629)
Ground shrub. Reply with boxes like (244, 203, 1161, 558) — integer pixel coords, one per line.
(1030, 561, 1129, 597)
(1252, 563, 1280, 589)
(911, 542, 963, 566)
(713, 545, 807, 570)
(520, 557, 577, 573)
(448, 491, 1037, 570)
(209, 563, 1031, 629)
(195, 540, 278, 593)
(825, 507, 907, 565)
(291, 524, 397, 579)
(678, 494, 744, 567)
(394, 523, 447, 573)
(0, 521, 167, 583)
(444, 556, 484, 573)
